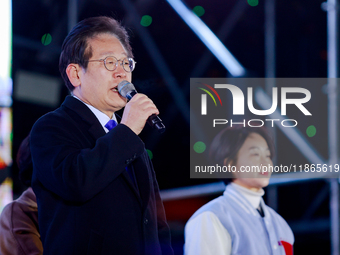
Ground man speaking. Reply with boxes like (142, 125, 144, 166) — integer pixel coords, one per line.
(30, 16, 173, 255)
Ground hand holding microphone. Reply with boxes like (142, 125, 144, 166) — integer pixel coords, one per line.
(118, 80, 166, 134)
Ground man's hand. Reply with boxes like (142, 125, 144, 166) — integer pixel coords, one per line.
(120, 94, 159, 135)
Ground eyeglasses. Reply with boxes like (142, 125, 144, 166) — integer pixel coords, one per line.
(87, 56, 136, 72)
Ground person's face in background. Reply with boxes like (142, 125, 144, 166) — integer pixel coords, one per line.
(232, 132, 273, 192)
(73, 33, 131, 118)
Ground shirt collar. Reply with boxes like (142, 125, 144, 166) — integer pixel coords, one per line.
(72, 95, 118, 133)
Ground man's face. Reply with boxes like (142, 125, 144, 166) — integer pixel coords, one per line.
(73, 33, 131, 118)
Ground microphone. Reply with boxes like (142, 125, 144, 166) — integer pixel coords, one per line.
(118, 80, 166, 133)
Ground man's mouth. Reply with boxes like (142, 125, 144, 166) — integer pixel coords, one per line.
(111, 86, 118, 92)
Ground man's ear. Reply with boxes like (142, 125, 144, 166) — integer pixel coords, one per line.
(66, 64, 82, 88)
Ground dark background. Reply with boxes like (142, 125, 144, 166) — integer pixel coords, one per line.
(10, 0, 334, 254)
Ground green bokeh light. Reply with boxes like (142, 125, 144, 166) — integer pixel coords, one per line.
(140, 15, 153, 27)
(194, 141, 206, 154)
(306, 125, 316, 137)
(41, 33, 52, 46)
(247, 0, 259, 7)
(146, 149, 153, 160)
(193, 6, 205, 17)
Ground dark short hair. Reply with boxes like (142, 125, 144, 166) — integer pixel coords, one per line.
(209, 126, 275, 185)
(17, 134, 33, 187)
(59, 16, 133, 91)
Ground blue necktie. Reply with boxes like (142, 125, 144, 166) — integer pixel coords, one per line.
(105, 120, 137, 189)
(105, 119, 117, 131)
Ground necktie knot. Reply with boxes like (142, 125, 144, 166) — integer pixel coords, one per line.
(105, 120, 117, 131)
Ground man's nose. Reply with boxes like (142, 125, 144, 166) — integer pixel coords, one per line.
(113, 64, 127, 79)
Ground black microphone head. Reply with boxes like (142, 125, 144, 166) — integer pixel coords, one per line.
(118, 80, 136, 98)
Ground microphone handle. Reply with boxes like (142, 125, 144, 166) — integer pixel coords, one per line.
(125, 90, 165, 133)
(126, 90, 137, 100)
(147, 114, 166, 134)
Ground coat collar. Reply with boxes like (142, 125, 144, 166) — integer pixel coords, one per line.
(61, 95, 106, 140)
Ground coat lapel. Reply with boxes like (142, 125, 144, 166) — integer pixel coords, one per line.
(133, 152, 151, 210)
(62, 96, 106, 140)
(121, 170, 142, 205)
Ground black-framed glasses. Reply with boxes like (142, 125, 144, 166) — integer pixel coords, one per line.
(87, 56, 136, 72)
